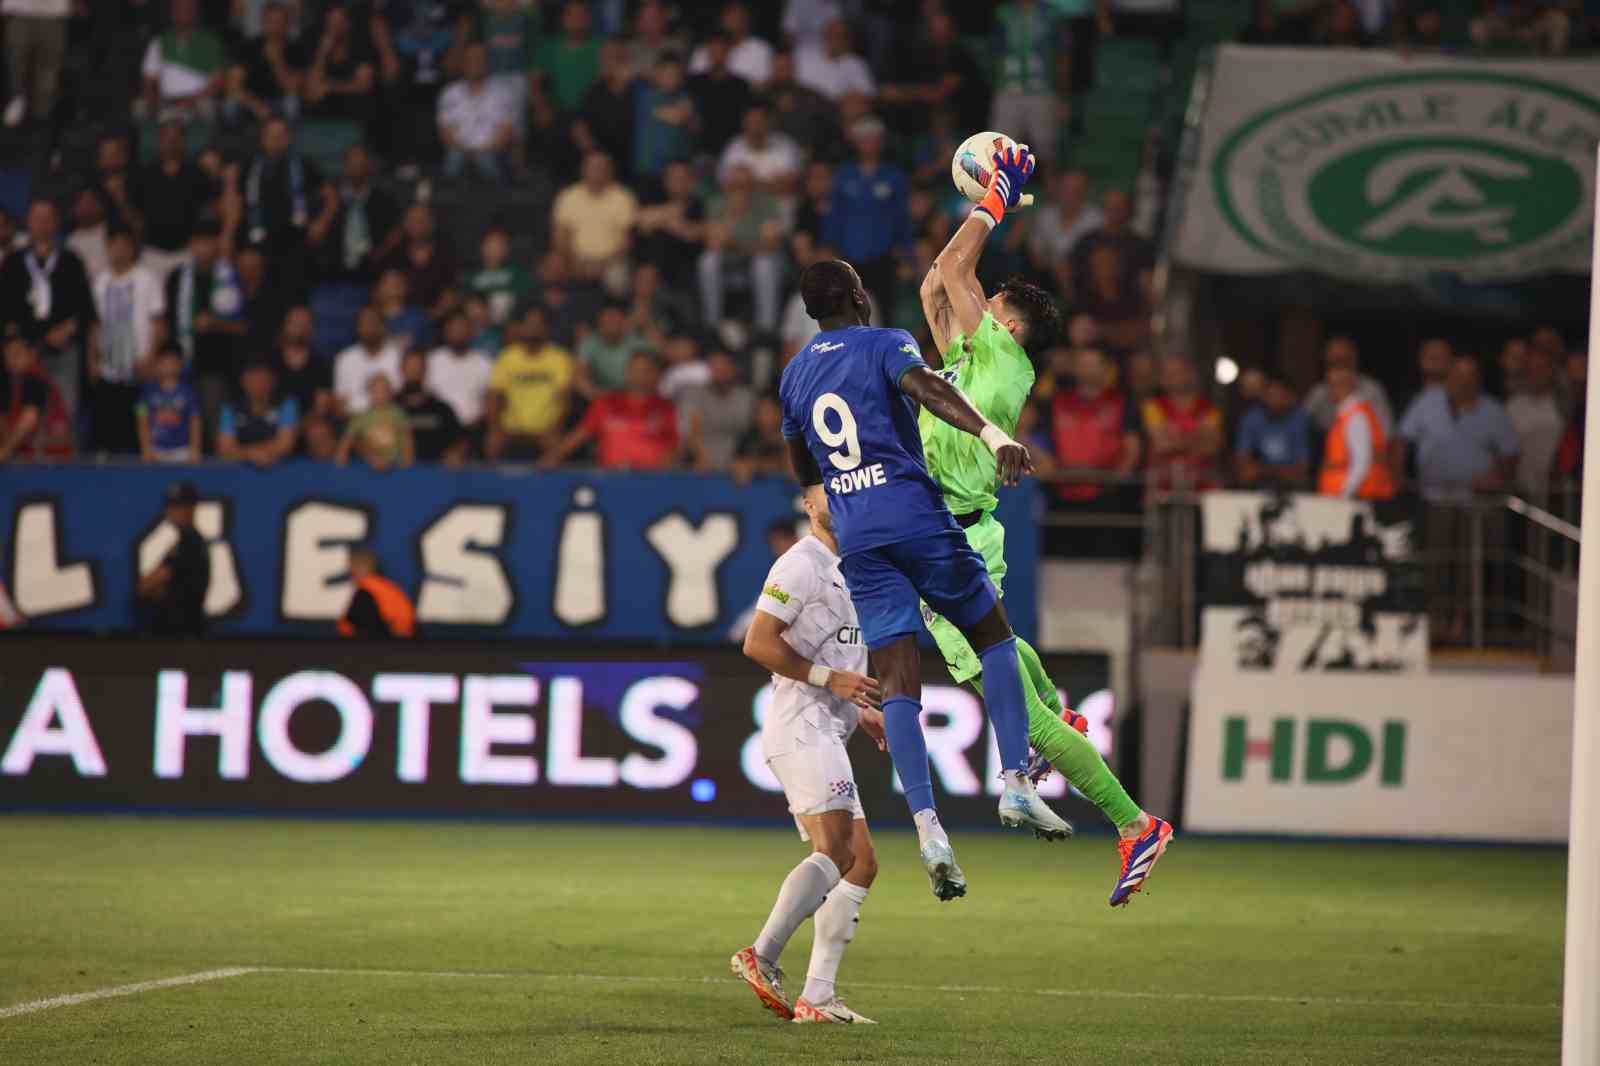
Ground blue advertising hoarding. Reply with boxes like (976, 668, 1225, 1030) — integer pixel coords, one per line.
(1, 463, 1040, 643)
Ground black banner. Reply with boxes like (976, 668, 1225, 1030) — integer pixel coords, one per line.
(0, 637, 1114, 828)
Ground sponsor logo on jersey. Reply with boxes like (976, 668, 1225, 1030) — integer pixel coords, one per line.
(828, 463, 888, 495)
(762, 583, 790, 605)
(811, 341, 846, 353)
(835, 625, 862, 646)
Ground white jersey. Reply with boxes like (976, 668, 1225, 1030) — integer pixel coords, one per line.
(755, 535, 868, 758)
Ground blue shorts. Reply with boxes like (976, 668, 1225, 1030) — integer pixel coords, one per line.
(839, 529, 998, 650)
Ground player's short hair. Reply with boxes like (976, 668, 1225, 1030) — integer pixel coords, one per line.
(799, 259, 860, 321)
(994, 277, 1059, 352)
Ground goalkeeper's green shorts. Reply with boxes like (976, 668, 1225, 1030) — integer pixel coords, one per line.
(921, 511, 1007, 685)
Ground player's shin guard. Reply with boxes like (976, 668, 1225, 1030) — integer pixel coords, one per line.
(882, 696, 935, 815)
(754, 852, 841, 964)
(977, 637, 1031, 774)
(803, 881, 868, 1005)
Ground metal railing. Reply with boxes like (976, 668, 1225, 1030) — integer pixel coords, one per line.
(1033, 468, 1582, 669)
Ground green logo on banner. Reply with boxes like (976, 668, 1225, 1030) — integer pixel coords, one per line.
(1212, 72, 1600, 282)
(1222, 717, 1406, 786)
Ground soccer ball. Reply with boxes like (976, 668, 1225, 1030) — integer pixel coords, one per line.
(950, 131, 1020, 204)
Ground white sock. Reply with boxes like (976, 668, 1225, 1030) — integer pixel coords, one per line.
(803, 880, 869, 1004)
(753, 852, 841, 964)
(913, 807, 949, 848)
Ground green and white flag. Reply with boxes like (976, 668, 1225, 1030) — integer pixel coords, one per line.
(1175, 46, 1600, 283)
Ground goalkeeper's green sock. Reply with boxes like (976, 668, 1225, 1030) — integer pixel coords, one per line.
(974, 639, 1144, 831)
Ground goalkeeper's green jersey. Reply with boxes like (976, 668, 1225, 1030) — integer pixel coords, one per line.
(918, 311, 1035, 516)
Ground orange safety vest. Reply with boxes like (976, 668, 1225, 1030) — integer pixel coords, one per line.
(1319, 399, 1395, 500)
(337, 574, 417, 637)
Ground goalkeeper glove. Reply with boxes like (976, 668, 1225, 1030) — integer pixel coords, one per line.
(974, 144, 1035, 228)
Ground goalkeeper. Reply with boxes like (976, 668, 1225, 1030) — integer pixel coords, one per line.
(917, 144, 1172, 907)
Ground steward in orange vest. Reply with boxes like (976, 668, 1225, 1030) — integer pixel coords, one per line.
(337, 548, 417, 638)
(1319, 368, 1395, 500)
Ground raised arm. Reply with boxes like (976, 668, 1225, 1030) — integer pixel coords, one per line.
(900, 366, 1033, 486)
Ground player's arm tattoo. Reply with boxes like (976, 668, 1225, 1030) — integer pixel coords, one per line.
(931, 214, 991, 338)
(785, 434, 822, 487)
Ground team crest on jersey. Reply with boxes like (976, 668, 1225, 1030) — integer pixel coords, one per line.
(763, 583, 790, 604)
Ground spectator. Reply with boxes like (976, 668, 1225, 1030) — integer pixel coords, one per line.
(882, 12, 989, 136)
(794, 19, 875, 102)
(302, 412, 340, 460)
(781, 0, 843, 54)
(3, 0, 70, 128)
(337, 371, 413, 470)
(137, 345, 202, 463)
(303, 3, 378, 127)
(136, 481, 210, 637)
(990, 0, 1068, 151)
(92, 133, 144, 238)
(380, 0, 471, 174)
(1235, 374, 1313, 490)
(544, 351, 679, 470)
(1499, 336, 1530, 396)
(681, 350, 756, 471)
(228, 0, 307, 123)
(140, 0, 228, 121)
(90, 229, 169, 454)
(628, 0, 683, 75)
(334, 305, 403, 415)
(826, 115, 909, 317)
(427, 311, 493, 436)
(378, 203, 459, 321)
(241, 117, 322, 264)
(236, 245, 287, 356)
(337, 547, 416, 638)
(732, 395, 789, 483)
(1143, 356, 1223, 490)
(438, 42, 516, 185)
(533, 0, 602, 113)
(1506, 344, 1565, 503)
(1, 332, 73, 461)
(1471, 0, 1570, 54)
(1319, 366, 1395, 499)
(790, 160, 833, 262)
(578, 300, 652, 392)
(1079, 244, 1148, 355)
(1304, 335, 1394, 434)
(1072, 189, 1154, 295)
(0, 199, 96, 423)
(273, 306, 334, 420)
(553, 152, 638, 292)
(1027, 169, 1102, 282)
(397, 348, 466, 463)
(307, 143, 399, 286)
(628, 260, 687, 343)
(699, 164, 786, 335)
(658, 333, 710, 402)
(480, 0, 535, 84)
(572, 39, 638, 171)
(759, 49, 837, 163)
(138, 119, 217, 282)
(718, 104, 804, 196)
(486, 304, 574, 460)
(635, 159, 706, 284)
(688, 33, 755, 155)
(66, 189, 112, 282)
(1396, 356, 1519, 501)
(632, 51, 695, 183)
(1043, 345, 1142, 502)
(465, 225, 531, 327)
(165, 219, 244, 428)
(1415, 336, 1453, 404)
(373, 268, 432, 353)
(218, 359, 298, 467)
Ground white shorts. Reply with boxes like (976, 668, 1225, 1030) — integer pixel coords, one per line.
(766, 729, 864, 841)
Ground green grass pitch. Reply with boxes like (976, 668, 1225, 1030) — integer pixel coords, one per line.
(0, 816, 1564, 1065)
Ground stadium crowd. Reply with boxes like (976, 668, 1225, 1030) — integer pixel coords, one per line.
(0, 0, 1588, 538)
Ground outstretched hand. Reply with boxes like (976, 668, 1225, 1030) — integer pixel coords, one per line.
(996, 441, 1034, 487)
(989, 144, 1036, 210)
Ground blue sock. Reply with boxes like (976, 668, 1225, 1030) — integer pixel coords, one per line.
(882, 696, 934, 815)
(979, 636, 1030, 774)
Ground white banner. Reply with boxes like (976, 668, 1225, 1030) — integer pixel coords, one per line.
(1200, 492, 1428, 675)
(1185, 669, 1573, 842)
(1175, 46, 1600, 283)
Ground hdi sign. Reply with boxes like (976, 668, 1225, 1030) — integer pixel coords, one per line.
(1222, 717, 1406, 786)
(1185, 669, 1572, 842)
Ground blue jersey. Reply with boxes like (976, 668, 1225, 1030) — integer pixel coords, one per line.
(779, 326, 956, 556)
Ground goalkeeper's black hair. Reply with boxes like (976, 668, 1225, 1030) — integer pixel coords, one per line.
(995, 277, 1059, 352)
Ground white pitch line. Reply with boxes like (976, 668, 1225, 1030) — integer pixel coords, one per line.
(249, 966, 1560, 1013)
(0, 968, 257, 1019)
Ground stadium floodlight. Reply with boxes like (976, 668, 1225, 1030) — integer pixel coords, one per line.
(1563, 144, 1600, 1066)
